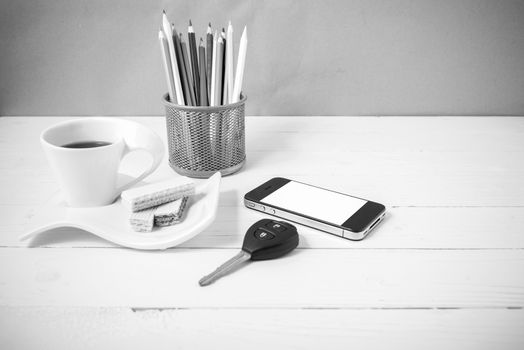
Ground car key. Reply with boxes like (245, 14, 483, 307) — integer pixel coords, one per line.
(199, 218, 299, 286)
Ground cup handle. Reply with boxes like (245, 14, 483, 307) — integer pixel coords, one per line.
(114, 125, 165, 198)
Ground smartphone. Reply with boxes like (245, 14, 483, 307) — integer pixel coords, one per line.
(244, 178, 386, 240)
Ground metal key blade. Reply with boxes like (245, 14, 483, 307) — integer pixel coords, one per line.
(199, 250, 251, 286)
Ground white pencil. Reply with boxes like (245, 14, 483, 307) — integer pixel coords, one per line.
(158, 29, 176, 102)
(162, 11, 185, 105)
(221, 29, 228, 104)
(232, 26, 247, 103)
(210, 30, 218, 106)
(226, 21, 234, 104)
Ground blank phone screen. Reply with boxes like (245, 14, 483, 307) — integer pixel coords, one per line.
(261, 181, 367, 225)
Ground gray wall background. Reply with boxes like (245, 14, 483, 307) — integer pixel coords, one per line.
(1, 0, 523, 116)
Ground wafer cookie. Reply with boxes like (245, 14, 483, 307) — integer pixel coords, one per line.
(129, 207, 156, 232)
(122, 177, 195, 212)
(154, 196, 189, 227)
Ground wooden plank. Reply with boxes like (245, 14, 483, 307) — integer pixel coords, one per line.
(237, 150, 524, 206)
(1, 248, 523, 308)
(1, 307, 523, 350)
(2, 116, 524, 152)
(2, 149, 524, 206)
(1, 117, 524, 206)
(2, 207, 524, 249)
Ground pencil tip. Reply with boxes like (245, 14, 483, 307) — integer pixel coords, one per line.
(189, 19, 192, 26)
(162, 9, 166, 14)
(209, 22, 211, 27)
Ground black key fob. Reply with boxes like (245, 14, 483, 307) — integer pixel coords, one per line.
(242, 219, 299, 260)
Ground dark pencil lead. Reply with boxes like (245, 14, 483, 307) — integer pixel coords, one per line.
(209, 22, 212, 27)
(162, 9, 166, 14)
(189, 19, 192, 26)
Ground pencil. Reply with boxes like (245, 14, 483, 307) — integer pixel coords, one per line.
(225, 21, 234, 104)
(215, 35, 226, 157)
(180, 34, 196, 107)
(221, 28, 227, 105)
(210, 31, 218, 106)
(199, 38, 208, 106)
(188, 20, 200, 105)
(162, 11, 184, 105)
(158, 29, 176, 102)
(180, 34, 192, 81)
(173, 28, 194, 106)
(232, 26, 247, 103)
(215, 36, 224, 106)
(206, 23, 213, 99)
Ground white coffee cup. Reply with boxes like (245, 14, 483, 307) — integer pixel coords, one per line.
(41, 117, 164, 207)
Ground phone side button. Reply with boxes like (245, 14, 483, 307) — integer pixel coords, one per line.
(247, 202, 255, 208)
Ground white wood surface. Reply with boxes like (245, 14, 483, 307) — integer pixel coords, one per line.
(1, 116, 523, 349)
(1, 308, 523, 350)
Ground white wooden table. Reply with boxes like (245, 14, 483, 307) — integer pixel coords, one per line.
(1, 116, 523, 349)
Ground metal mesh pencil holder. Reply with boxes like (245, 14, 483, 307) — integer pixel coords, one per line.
(162, 94, 247, 178)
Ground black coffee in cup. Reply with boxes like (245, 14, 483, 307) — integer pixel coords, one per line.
(61, 141, 112, 149)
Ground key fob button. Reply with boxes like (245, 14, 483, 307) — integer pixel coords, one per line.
(265, 222, 286, 232)
(254, 229, 275, 240)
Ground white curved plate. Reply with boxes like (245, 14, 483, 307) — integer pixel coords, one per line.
(20, 172, 221, 250)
